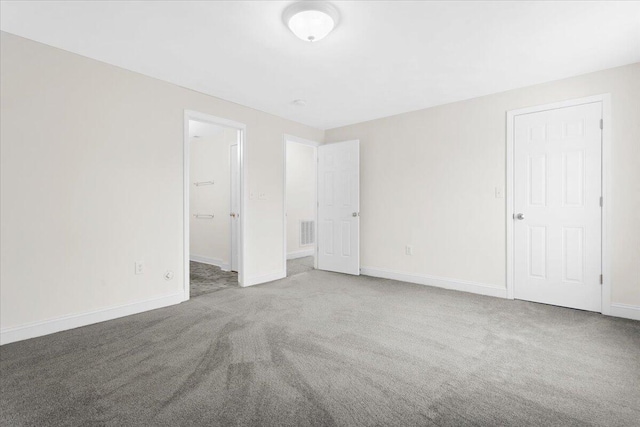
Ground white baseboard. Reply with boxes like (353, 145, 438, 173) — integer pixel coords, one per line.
(360, 266, 507, 299)
(287, 249, 315, 260)
(190, 254, 230, 271)
(243, 270, 286, 287)
(0, 292, 184, 346)
(609, 303, 640, 321)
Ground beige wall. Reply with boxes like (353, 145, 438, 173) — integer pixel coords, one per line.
(0, 32, 323, 332)
(1, 29, 637, 342)
(189, 128, 236, 266)
(286, 141, 316, 257)
(326, 63, 640, 307)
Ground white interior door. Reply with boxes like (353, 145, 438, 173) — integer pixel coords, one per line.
(514, 102, 602, 311)
(317, 140, 360, 275)
(230, 143, 239, 272)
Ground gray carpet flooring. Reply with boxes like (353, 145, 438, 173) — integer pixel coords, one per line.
(287, 256, 315, 277)
(1, 268, 639, 426)
(190, 261, 238, 297)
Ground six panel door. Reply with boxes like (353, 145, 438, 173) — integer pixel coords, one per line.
(317, 140, 360, 275)
(513, 102, 602, 311)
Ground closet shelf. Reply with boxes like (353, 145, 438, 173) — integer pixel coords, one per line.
(193, 214, 214, 219)
(193, 180, 214, 186)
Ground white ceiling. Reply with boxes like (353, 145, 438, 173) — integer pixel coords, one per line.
(2, 1, 639, 130)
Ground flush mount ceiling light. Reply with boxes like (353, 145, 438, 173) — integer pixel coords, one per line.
(283, 1, 340, 42)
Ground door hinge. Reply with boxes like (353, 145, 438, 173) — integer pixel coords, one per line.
(599, 196, 603, 207)
(600, 274, 603, 285)
(599, 119, 603, 130)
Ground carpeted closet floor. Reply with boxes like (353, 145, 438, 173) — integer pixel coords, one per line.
(190, 257, 315, 297)
(189, 261, 238, 297)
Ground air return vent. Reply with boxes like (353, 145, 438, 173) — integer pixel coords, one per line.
(300, 220, 315, 246)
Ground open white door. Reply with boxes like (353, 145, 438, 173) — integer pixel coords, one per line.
(317, 140, 360, 275)
(230, 143, 239, 272)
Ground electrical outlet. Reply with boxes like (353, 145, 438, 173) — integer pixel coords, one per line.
(405, 245, 413, 256)
(135, 261, 144, 275)
(495, 187, 504, 198)
(258, 192, 267, 200)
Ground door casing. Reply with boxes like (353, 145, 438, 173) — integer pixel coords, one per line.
(506, 94, 611, 314)
(230, 143, 240, 272)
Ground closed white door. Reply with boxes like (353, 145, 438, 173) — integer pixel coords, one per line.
(230, 143, 239, 272)
(514, 102, 602, 311)
(317, 140, 360, 275)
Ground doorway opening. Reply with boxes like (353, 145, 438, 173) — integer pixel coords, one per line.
(284, 135, 320, 277)
(184, 111, 245, 300)
(284, 137, 361, 278)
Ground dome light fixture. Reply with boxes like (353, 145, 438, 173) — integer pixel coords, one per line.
(283, 1, 340, 42)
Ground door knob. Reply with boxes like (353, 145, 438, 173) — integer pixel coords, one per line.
(230, 213, 236, 218)
(352, 212, 360, 217)
(514, 213, 525, 220)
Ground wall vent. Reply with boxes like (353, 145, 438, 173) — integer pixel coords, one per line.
(300, 220, 315, 246)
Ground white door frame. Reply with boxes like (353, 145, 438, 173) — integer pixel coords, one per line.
(506, 94, 611, 314)
(183, 110, 247, 300)
(283, 135, 321, 276)
(229, 143, 239, 272)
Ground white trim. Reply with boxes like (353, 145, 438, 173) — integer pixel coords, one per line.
(283, 134, 321, 147)
(229, 142, 239, 273)
(184, 110, 246, 296)
(600, 95, 612, 315)
(243, 271, 286, 287)
(361, 267, 507, 298)
(506, 108, 515, 300)
(505, 94, 611, 313)
(189, 255, 230, 271)
(283, 135, 320, 277)
(287, 249, 315, 260)
(0, 292, 183, 346)
(609, 304, 640, 321)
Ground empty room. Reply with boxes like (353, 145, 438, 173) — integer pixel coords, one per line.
(1, 1, 639, 426)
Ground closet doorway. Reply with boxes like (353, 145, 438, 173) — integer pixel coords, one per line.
(183, 111, 245, 299)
